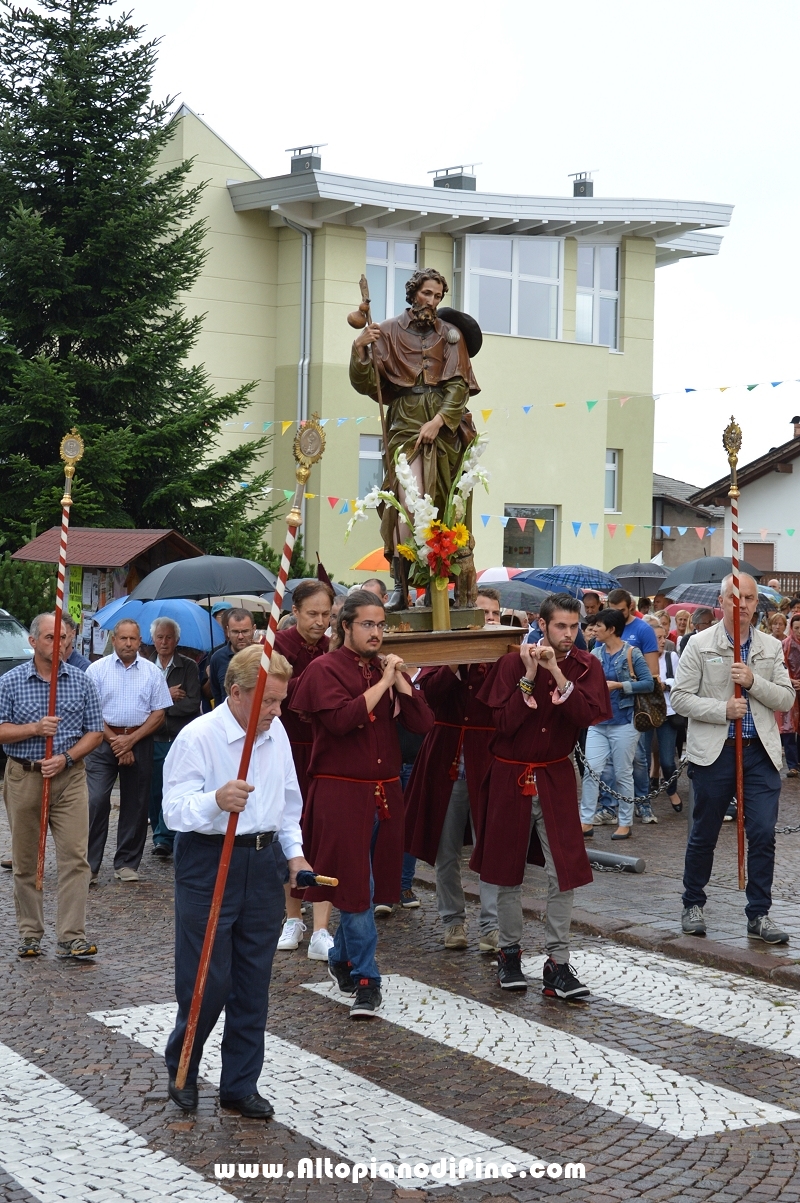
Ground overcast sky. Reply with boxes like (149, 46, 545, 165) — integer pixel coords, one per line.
(120, 0, 800, 490)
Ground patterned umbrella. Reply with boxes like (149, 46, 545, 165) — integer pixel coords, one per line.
(516, 564, 621, 596)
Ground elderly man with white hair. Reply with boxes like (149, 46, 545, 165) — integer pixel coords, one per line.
(671, 573, 795, 944)
(146, 617, 201, 858)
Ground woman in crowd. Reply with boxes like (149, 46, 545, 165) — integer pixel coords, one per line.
(579, 608, 654, 841)
(656, 610, 676, 649)
(770, 612, 788, 641)
(780, 613, 800, 778)
(672, 609, 691, 647)
(644, 623, 683, 811)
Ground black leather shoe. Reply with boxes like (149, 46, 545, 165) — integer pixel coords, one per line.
(168, 1077, 198, 1111)
(219, 1092, 274, 1119)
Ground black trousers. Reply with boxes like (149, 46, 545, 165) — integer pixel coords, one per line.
(165, 832, 287, 1099)
(86, 737, 154, 874)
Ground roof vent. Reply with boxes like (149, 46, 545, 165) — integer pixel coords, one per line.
(569, 170, 594, 197)
(429, 163, 478, 191)
(286, 143, 326, 174)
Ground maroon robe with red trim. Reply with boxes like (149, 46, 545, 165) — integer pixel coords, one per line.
(274, 625, 329, 799)
(289, 646, 434, 912)
(404, 663, 495, 865)
(470, 648, 611, 891)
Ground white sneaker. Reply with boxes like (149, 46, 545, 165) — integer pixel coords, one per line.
(307, 928, 335, 961)
(277, 919, 306, 950)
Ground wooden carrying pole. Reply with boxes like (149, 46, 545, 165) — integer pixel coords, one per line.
(175, 415, 327, 1091)
(36, 431, 85, 891)
(723, 417, 746, 890)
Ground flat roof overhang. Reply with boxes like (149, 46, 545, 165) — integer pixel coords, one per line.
(228, 170, 732, 264)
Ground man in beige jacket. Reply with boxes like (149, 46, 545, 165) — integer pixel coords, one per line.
(671, 573, 794, 943)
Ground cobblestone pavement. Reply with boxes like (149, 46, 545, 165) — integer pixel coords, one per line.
(3, 778, 800, 1203)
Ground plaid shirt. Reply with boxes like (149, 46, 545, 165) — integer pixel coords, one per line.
(86, 652, 172, 727)
(0, 659, 103, 760)
(726, 631, 755, 740)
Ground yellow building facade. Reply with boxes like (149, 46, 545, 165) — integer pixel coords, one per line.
(162, 109, 731, 581)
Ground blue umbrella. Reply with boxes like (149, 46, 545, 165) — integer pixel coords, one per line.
(91, 598, 226, 652)
(516, 565, 621, 595)
(92, 595, 134, 628)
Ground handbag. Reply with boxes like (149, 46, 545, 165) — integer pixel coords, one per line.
(624, 644, 667, 732)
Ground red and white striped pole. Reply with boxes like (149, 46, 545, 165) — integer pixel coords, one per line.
(175, 418, 326, 1091)
(36, 432, 84, 891)
(724, 417, 746, 891)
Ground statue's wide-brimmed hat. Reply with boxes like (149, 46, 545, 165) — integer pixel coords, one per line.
(437, 307, 483, 357)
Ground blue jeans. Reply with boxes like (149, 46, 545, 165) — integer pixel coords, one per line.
(330, 814, 381, 985)
(580, 721, 641, 826)
(633, 734, 650, 801)
(781, 733, 799, 771)
(643, 721, 679, 796)
(399, 761, 417, 891)
(683, 742, 781, 921)
(149, 740, 176, 849)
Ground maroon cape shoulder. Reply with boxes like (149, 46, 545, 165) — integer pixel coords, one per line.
(404, 664, 495, 864)
(470, 648, 611, 890)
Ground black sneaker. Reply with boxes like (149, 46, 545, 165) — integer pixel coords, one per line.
(747, 914, 790, 944)
(497, 944, 527, 990)
(56, 938, 98, 960)
(327, 958, 356, 995)
(350, 979, 382, 1019)
(542, 956, 590, 999)
(400, 888, 420, 908)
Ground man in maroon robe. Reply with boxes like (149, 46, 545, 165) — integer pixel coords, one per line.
(274, 580, 334, 961)
(471, 594, 611, 998)
(290, 589, 433, 1018)
(405, 663, 498, 951)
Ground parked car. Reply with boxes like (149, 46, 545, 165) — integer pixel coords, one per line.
(0, 609, 32, 678)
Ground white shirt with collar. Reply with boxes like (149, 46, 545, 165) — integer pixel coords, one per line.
(161, 700, 304, 858)
(86, 651, 173, 727)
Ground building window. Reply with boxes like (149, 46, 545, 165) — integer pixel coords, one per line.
(503, 505, 557, 569)
(743, 542, 775, 573)
(365, 239, 418, 323)
(458, 237, 562, 339)
(605, 449, 620, 512)
(576, 246, 619, 348)
(359, 434, 384, 497)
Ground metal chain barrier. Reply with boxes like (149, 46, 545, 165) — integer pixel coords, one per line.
(574, 741, 686, 805)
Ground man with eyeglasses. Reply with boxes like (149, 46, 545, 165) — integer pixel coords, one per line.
(289, 589, 433, 1019)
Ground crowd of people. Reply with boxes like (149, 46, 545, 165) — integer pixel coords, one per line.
(1, 571, 798, 1118)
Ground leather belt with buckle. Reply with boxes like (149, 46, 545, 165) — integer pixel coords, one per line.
(108, 725, 138, 735)
(724, 737, 757, 747)
(11, 757, 42, 772)
(191, 830, 276, 850)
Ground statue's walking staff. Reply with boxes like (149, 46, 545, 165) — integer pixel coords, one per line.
(723, 417, 746, 890)
(347, 276, 390, 461)
(175, 415, 334, 1090)
(36, 431, 85, 891)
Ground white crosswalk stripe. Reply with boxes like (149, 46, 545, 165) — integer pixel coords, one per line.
(0, 1040, 235, 1203)
(305, 974, 800, 1139)
(91, 1003, 539, 1188)
(548, 944, 800, 1057)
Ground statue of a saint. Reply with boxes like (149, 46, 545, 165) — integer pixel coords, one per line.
(349, 267, 481, 599)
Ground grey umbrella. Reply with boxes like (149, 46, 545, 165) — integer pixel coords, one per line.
(661, 556, 763, 591)
(489, 580, 552, 612)
(610, 561, 670, 597)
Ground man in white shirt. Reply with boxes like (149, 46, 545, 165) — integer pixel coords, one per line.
(85, 620, 172, 883)
(162, 644, 310, 1119)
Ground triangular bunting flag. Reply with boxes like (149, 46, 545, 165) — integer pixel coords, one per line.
(304, 493, 316, 499)
(327, 497, 338, 508)
(719, 387, 728, 393)
(337, 418, 348, 426)
(685, 388, 696, 393)
(747, 384, 758, 391)
(262, 421, 273, 430)
(787, 529, 796, 536)
(760, 528, 768, 540)
(516, 517, 527, 531)
(239, 482, 248, 489)
(706, 527, 716, 535)
(589, 523, 599, 539)
(243, 422, 251, 430)
(498, 516, 509, 528)
(694, 527, 706, 539)
(607, 524, 617, 537)
(586, 400, 598, 412)
(554, 402, 566, 408)
(534, 518, 546, 532)
(281, 421, 293, 435)
(481, 409, 493, 422)
(356, 417, 366, 424)
(319, 418, 329, 426)
(772, 382, 782, 387)
(661, 525, 671, 536)
(481, 515, 490, 527)
(619, 396, 630, 407)
(283, 489, 293, 500)
(340, 501, 349, 514)
(572, 521, 582, 536)
(677, 526, 688, 536)
(625, 524, 635, 538)
(522, 406, 532, 414)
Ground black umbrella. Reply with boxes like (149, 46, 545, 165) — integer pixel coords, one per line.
(610, 561, 670, 597)
(129, 556, 277, 601)
(490, 580, 552, 612)
(661, 556, 763, 592)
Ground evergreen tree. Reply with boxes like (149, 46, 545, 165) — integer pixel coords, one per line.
(0, 0, 280, 553)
